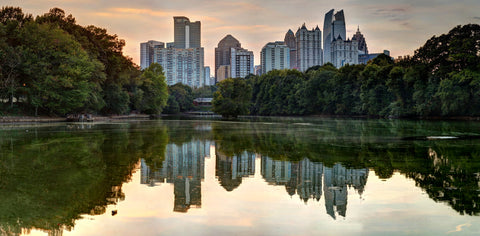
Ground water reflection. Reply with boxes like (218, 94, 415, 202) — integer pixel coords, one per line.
(140, 140, 369, 219)
(140, 141, 211, 212)
(216, 151, 256, 191)
(0, 119, 480, 235)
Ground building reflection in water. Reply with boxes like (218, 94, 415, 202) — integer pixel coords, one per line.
(216, 151, 256, 191)
(261, 156, 368, 219)
(141, 142, 368, 218)
(141, 140, 211, 212)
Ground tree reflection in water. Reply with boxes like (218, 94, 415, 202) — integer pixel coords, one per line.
(1, 119, 479, 235)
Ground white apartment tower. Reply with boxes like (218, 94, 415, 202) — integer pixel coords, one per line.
(295, 24, 322, 72)
(140, 40, 164, 70)
(260, 41, 290, 74)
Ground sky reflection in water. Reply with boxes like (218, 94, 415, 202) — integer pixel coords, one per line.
(0, 119, 479, 235)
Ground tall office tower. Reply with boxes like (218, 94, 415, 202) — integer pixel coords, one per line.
(174, 16, 201, 49)
(140, 40, 164, 69)
(352, 26, 368, 55)
(331, 36, 358, 68)
(230, 47, 254, 78)
(215, 35, 241, 80)
(332, 10, 346, 43)
(295, 24, 322, 72)
(323, 9, 346, 64)
(284, 30, 297, 69)
(216, 65, 231, 82)
(260, 41, 290, 74)
(154, 47, 205, 87)
(204, 66, 211, 86)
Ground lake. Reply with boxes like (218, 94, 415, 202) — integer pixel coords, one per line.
(1, 118, 479, 235)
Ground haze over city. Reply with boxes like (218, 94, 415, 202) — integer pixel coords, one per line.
(3, 0, 480, 72)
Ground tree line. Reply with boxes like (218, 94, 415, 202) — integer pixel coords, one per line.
(0, 7, 168, 116)
(213, 24, 480, 118)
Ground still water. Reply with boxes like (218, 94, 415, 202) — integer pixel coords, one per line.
(1, 118, 480, 235)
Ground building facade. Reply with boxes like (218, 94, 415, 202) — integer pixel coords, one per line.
(331, 36, 359, 68)
(140, 40, 164, 70)
(142, 16, 205, 87)
(173, 16, 201, 49)
(352, 26, 368, 55)
(260, 41, 290, 74)
(215, 35, 242, 81)
(153, 47, 205, 87)
(216, 65, 231, 82)
(230, 47, 254, 78)
(284, 30, 297, 69)
(295, 24, 322, 72)
(323, 9, 346, 64)
(204, 66, 211, 86)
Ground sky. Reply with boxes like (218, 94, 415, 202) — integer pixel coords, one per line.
(3, 0, 480, 75)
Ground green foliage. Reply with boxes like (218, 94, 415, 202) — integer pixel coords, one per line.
(136, 63, 168, 115)
(0, 7, 149, 116)
(164, 83, 194, 114)
(18, 22, 105, 115)
(213, 78, 252, 118)
(103, 84, 130, 114)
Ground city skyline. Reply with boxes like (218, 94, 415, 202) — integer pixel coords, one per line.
(4, 0, 480, 75)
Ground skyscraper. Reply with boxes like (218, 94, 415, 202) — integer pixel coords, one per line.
(174, 16, 201, 49)
(140, 40, 164, 70)
(215, 35, 241, 80)
(146, 16, 204, 87)
(323, 9, 346, 64)
(231, 47, 254, 78)
(352, 26, 368, 55)
(295, 24, 322, 72)
(154, 47, 205, 87)
(331, 36, 359, 68)
(284, 30, 297, 69)
(260, 41, 290, 74)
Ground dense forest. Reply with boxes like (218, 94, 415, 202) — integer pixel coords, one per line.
(213, 24, 480, 118)
(0, 7, 168, 116)
(1, 6, 479, 119)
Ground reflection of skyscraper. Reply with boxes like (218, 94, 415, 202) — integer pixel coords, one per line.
(260, 156, 368, 219)
(297, 158, 323, 202)
(216, 151, 255, 191)
(261, 157, 323, 202)
(140, 140, 210, 212)
(324, 163, 368, 219)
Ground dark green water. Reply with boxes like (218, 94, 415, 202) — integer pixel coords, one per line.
(1, 118, 479, 235)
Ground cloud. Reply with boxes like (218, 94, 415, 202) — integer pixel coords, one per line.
(447, 222, 472, 234)
(371, 6, 411, 22)
(473, 17, 480, 20)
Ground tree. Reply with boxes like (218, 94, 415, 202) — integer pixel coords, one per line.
(164, 83, 194, 114)
(213, 78, 252, 118)
(19, 22, 105, 115)
(136, 63, 168, 115)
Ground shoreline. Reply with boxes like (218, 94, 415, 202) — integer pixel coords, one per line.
(0, 114, 151, 124)
(1, 114, 480, 124)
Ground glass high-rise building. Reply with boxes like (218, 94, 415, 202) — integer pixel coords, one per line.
(323, 9, 346, 64)
(174, 16, 201, 49)
(215, 35, 241, 80)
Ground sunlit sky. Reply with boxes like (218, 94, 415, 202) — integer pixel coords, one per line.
(3, 0, 480, 75)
